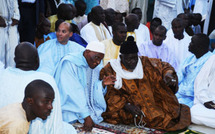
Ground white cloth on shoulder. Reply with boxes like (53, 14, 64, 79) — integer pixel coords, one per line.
(110, 56, 143, 89)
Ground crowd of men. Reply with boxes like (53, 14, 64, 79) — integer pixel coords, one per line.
(0, 0, 215, 133)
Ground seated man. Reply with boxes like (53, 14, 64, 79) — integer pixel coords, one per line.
(54, 41, 115, 132)
(102, 22, 127, 66)
(125, 14, 149, 48)
(176, 34, 213, 108)
(104, 8, 116, 36)
(191, 13, 202, 34)
(34, 18, 51, 48)
(37, 21, 85, 76)
(164, 18, 192, 71)
(73, 0, 88, 30)
(0, 42, 76, 134)
(100, 36, 191, 131)
(0, 80, 54, 133)
(131, 8, 150, 42)
(146, 17, 162, 40)
(191, 54, 215, 128)
(48, 3, 74, 32)
(47, 19, 88, 48)
(138, 25, 178, 70)
(80, 6, 112, 43)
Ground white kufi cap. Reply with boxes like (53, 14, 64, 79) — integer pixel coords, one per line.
(86, 41, 105, 54)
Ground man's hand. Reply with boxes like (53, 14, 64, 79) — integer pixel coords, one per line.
(204, 101, 215, 109)
(83, 116, 94, 132)
(0, 16, 6, 27)
(102, 75, 116, 88)
(163, 70, 178, 93)
(11, 19, 19, 26)
(124, 103, 142, 117)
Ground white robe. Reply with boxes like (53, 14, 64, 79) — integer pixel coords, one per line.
(100, 0, 129, 13)
(73, 15, 88, 30)
(202, 0, 213, 35)
(136, 23, 150, 45)
(80, 22, 112, 43)
(132, 24, 150, 48)
(191, 55, 215, 128)
(153, 0, 184, 30)
(164, 30, 192, 71)
(129, 0, 148, 24)
(0, 0, 20, 68)
(0, 67, 77, 134)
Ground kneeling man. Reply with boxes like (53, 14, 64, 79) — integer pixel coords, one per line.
(54, 41, 115, 132)
(100, 36, 191, 131)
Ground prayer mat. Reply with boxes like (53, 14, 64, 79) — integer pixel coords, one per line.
(73, 122, 165, 134)
(73, 122, 204, 134)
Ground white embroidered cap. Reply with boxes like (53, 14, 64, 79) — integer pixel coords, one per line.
(86, 41, 105, 54)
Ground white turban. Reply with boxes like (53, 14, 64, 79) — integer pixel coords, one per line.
(86, 41, 105, 54)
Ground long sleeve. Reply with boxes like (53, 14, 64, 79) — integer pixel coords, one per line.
(81, 23, 100, 43)
(194, 55, 215, 104)
(56, 60, 90, 123)
(12, 0, 20, 21)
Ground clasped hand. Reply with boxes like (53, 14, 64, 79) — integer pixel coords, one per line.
(102, 75, 116, 88)
(124, 103, 142, 117)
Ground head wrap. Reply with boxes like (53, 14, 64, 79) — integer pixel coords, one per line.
(86, 41, 105, 54)
(120, 36, 138, 54)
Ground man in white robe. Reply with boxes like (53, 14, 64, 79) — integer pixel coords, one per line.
(131, 8, 150, 42)
(164, 18, 192, 71)
(73, 0, 88, 30)
(54, 41, 116, 132)
(0, 42, 77, 134)
(125, 14, 150, 48)
(191, 54, 215, 128)
(138, 25, 178, 70)
(37, 21, 85, 76)
(0, 0, 20, 68)
(80, 6, 111, 43)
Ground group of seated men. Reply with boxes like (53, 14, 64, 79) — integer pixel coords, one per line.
(0, 3, 215, 134)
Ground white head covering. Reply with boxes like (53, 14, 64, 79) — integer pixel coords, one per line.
(86, 41, 105, 54)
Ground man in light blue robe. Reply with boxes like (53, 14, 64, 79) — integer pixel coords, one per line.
(54, 41, 116, 132)
(37, 21, 85, 76)
(176, 34, 213, 107)
(0, 42, 77, 134)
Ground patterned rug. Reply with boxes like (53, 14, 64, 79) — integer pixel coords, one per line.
(73, 122, 204, 134)
(73, 122, 165, 134)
